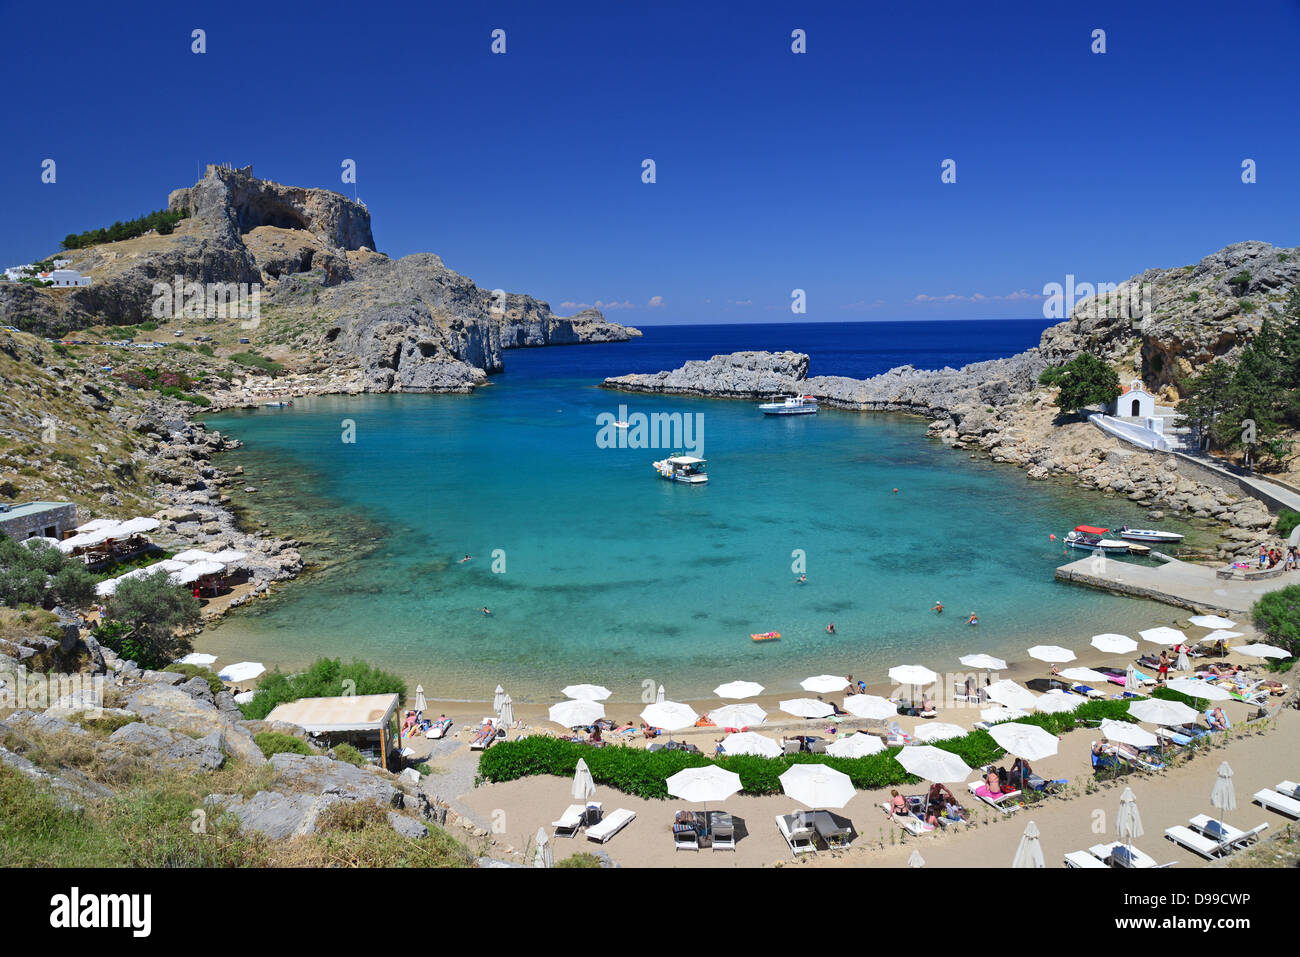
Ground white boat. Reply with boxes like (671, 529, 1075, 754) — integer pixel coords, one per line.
(653, 455, 708, 484)
(1064, 525, 1131, 553)
(1118, 526, 1184, 544)
(759, 394, 818, 416)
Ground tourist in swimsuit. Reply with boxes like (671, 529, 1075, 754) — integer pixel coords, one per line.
(888, 789, 908, 816)
(968, 612, 978, 626)
(827, 623, 836, 634)
(481, 606, 491, 616)
(1158, 651, 1170, 684)
(933, 601, 943, 614)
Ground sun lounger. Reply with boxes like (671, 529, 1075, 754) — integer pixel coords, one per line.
(1089, 842, 1161, 869)
(710, 811, 736, 851)
(1188, 815, 1268, 847)
(1254, 788, 1300, 819)
(1072, 684, 1106, 700)
(1065, 850, 1109, 868)
(552, 804, 587, 838)
(1164, 825, 1240, 860)
(425, 717, 453, 739)
(1277, 780, 1300, 799)
(776, 812, 817, 856)
(673, 823, 700, 851)
(966, 781, 1021, 813)
(469, 719, 498, 750)
(878, 803, 934, 835)
(586, 808, 635, 844)
(812, 810, 853, 847)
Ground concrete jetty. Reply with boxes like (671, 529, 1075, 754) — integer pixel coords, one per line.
(1055, 553, 1296, 614)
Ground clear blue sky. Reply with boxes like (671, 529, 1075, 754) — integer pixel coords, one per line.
(2, 0, 1297, 324)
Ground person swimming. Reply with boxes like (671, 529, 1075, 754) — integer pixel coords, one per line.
(481, 606, 491, 616)
(459, 555, 472, 563)
(795, 574, 807, 584)
(967, 612, 978, 626)
(933, 601, 943, 614)
(826, 623, 836, 634)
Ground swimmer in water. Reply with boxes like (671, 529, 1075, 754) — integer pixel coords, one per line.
(796, 574, 807, 584)
(827, 622, 836, 634)
(968, 612, 978, 626)
(933, 601, 943, 614)
(481, 606, 491, 616)
(459, 555, 472, 563)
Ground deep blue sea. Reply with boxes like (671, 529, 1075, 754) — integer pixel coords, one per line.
(199, 320, 1195, 702)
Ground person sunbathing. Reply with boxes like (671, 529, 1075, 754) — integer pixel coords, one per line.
(887, 790, 908, 816)
(471, 722, 495, 745)
(1207, 707, 1229, 731)
(921, 695, 935, 714)
(1009, 757, 1034, 789)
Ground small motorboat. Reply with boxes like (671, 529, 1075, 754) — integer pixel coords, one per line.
(1064, 526, 1131, 553)
(759, 394, 818, 416)
(751, 631, 781, 642)
(1118, 526, 1184, 544)
(653, 455, 708, 484)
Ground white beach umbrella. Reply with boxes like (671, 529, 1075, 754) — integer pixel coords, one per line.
(1211, 761, 1236, 831)
(907, 850, 926, 868)
(499, 695, 514, 727)
(656, 684, 665, 704)
(1235, 643, 1291, 659)
(562, 683, 611, 701)
(914, 722, 966, 743)
(1012, 820, 1045, 868)
(1125, 663, 1141, 692)
(1059, 667, 1111, 684)
(709, 703, 767, 729)
(640, 701, 698, 732)
(218, 661, 265, 683)
(826, 732, 886, 758)
(888, 664, 938, 688)
(550, 699, 605, 729)
(959, 653, 1007, 671)
(1035, 690, 1083, 714)
(714, 680, 765, 699)
(493, 685, 506, 713)
(1167, 677, 1232, 701)
(232, 690, 256, 705)
(778, 698, 835, 719)
(985, 679, 1038, 711)
(1128, 698, 1198, 726)
(1189, 615, 1236, 629)
(667, 765, 742, 805)
(801, 674, 849, 694)
(1116, 787, 1144, 857)
(572, 758, 596, 802)
(414, 684, 427, 713)
(1176, 647, 1191, 672)
(1091, 633, 1138, 654)
(172, 548, 219, 563)
(1100, 719, 1158, 749)
(76, 518, 120, 533)
(779, 763, 856, 810)
(1140, 626, 1187, 646)
(176, 652, 218, 666)
(207, 549, 247, 564)
(721, 731, 782, 758)
(1199, 629, 1243, 646)
(980, 705, 1028, 723)
(115, 517, 160, 536)
(533, 826, 552, 869)
(895, 745, 972, 784)
(990, 722, 1059, 761)
(842, 694, 896, 720)
(1028, 644, 1076, 664)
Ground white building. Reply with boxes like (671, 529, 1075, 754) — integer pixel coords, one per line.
(40, 269, 92, 287)
(1113, 380, 1157, 419)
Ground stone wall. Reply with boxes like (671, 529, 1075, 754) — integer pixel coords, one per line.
(0, 503, 76, 541)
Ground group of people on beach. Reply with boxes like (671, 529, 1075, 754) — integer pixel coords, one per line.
(1259, 545, 1299, 570)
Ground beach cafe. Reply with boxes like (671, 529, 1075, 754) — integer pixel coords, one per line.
(54, 516, 162, 566)
(264, 694, 402, 769)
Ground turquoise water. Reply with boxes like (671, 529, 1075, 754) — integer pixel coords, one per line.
(199, 331, 1195, 702)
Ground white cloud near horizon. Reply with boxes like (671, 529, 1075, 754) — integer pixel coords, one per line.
(559, 295, 664, 311)
(913, 289, 1044, 303)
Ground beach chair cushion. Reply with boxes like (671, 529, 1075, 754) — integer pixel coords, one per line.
(552, 804, 586, 836)
(775, 814, 817, 854)
(586, 808, 635, 843)
(1164, 825, 1231, 859)
(1065, 850, 1109, 868)
(1254, 789, 1300, 819)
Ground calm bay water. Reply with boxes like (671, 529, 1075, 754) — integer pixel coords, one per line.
(200, 321, 1193, 701)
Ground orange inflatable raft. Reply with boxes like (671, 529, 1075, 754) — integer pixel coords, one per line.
(751, 631, 781, 642)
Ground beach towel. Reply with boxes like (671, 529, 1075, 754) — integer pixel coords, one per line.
(973, 784, 1014, 802)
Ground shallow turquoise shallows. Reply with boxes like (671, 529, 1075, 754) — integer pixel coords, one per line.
(200, 331, 1191, 703)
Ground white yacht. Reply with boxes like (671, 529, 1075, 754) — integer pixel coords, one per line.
(1064, 525, 1131, 553)
(653, 455, 708, 484)
(759, 394, 818, 416)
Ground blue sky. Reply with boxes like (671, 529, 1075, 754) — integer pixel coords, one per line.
(2, 0, 1297, 324)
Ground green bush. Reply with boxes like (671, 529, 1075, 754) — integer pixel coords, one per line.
(254, 732, 314, 759)
(240, 657, 407, 720)
(196, 345, 214, 357)
(1252, 585, 1300, 658)
(1278, 509, 1300, 538)
(555, 853, 603, 868)
(99, 570, 200, 669)
(0, 534, 95, 610)
(332, 743, 366, 767)
(229, 352, 285, 376)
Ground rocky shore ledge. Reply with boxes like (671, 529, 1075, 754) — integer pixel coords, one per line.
(602, 351, 1280, 561)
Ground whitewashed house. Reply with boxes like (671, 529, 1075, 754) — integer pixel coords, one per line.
(3, 264, 34, 281)
(1113, 380, 1157, 420)
(41, 269, 92, 287)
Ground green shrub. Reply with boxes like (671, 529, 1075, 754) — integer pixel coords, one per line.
(332, 743, 366, 767)
(555, 853, 603, 868)
(1252, 585, 1300, 658)
(253, 732, 313, 759)
(1278, 508, 1300, 538)
(240, 657, 407, 720)
(229, 352, 285, 376)
(1186, 292, 1200, 303)
(196, 345, 214, 357)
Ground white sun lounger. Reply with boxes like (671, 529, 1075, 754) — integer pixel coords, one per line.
(1277, 780, 1300, 799)
(1065, 850, 1109, 868)
(552, 804, 586, 838)
(586, 808, 635, 844)
(1188, 815, 1268, 847)
(1254, 789, 1300, 819)
(966, 780, 1021, 814)
(1089, 842, 1162, 868)
(878, 803, 934, 835)
(775, 813, 817, 855)
(1164, 824, 1254, 860)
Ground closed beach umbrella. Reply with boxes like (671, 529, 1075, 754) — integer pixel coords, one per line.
(534, 826, 552, 869)
(779, 763, 856, 810)
(990, 723, 1059, 762)
(1211, 761, 1236, 831)
(177, 652, 217, 666)
(1116, 787, 1144, 856)
(1035, 690, 1083, 714)
(499, 695, 514, 727)
(721, 731, 782, 758)
(842, 694, 896, 720)
(641, 701, 698, 732)
(561, 683, 610, 701)
(1140, 626, 1187, 646)
(1189, 615, 1236, 629)
(960, 653, 1007, 671)
(896, 746, 972, 784)
(667, 765, 742, 805)
(572, 758, 595, 802)
(1028, 644, 1076, 664)
(1060, 667, 1110, 684)
(414, 684, 427, 712)
(778, 698, 834, 719)
(233, 690, 256, 705)
(914, 722, 966, 743)
(1125, 663, 1141, 692)
(1176, 647, 1191, 672)
(907, 850, 926, 868)
(985, 679, 1038, 712)
(1128, 698, 1197, 726)
(493, 685, 506, 712)
(714, 680, 765, 699)
(550, 699, 605, 729)
(1167, 677, 1232, 702)
(709, 703, 767, 729)
(827, 732, 886, 758)
(1012, 820, 1045, 868)
(218, 661, 264, 683)
(1235, 643, 1290, 659)
(1101, 719, 1158, 749)
(1091, 633, 1138, 654)
(656, 684, 665, 704)
(801, 674, 849, 694)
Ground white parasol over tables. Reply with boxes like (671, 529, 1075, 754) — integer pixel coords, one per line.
(895, 745, 972, 784)
(914, 722, 967, 743)
(640, 701, 698, 732)
(990, 722, 1059, 762)
(1035, 690, 1084, 714)
(549, 699, 605, 729)
(778, 698, 835, 719)
(714, 680, 765, 700)
(572, 758, 595, 802)
(720, 731, 782, 758)
(827, 732, 886, 758)
(842, 694, 896, 720)
(1166, 677, 1232, 701)
(667, 765, 742, 807)
(985, 679, 1039, 712)
(1236, 643, 1291, 659)
(1091, 633, 1138, 654)
(1059, 667, 1111, 684)
(562, 684, 611, 701)
(959, 653, 1007, 671)
(1188, 615, 1236, 630)
(218, 661, 265, 683)
(709, 703, 767, 729)
(1012, 820, 1045, 868)
(1140, 626, 1187, 646)
(801, 674, 849, 694)
(176, 652, 217, 666)
(779, 763, 856, 809)
(1101, 719, 1158, 749)
(1028, 644, 1076, 664)
(1128, 698, 1198, 726)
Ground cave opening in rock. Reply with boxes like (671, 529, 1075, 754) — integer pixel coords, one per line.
(238, 200, 311, 234)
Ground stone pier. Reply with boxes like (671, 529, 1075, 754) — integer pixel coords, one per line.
(1055, 553, 1296, 615)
